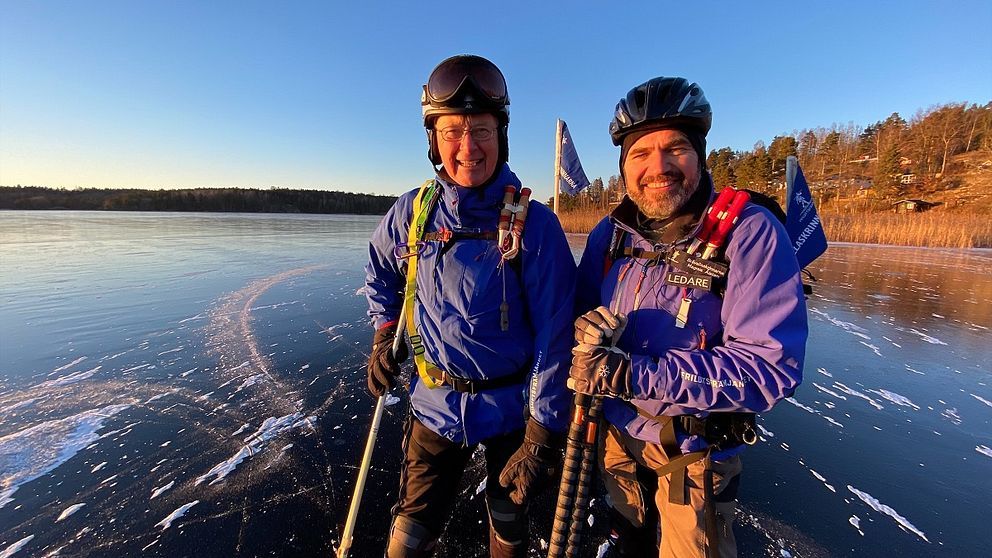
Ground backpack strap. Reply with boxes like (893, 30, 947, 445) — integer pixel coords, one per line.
(401, 180, 446, 389)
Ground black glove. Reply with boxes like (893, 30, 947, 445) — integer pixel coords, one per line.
(498, 420, 563, 505)
(366, 323, 408, 397)
(568, 343, 633, 399)
(574, 306, 627, 346)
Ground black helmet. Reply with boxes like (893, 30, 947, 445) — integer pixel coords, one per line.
(422, 54, 510, 167)
(609, 77, 711, 146)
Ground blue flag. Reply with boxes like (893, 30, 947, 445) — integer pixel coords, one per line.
(558, 121, 590, 195)
(785, 157, 828, 269)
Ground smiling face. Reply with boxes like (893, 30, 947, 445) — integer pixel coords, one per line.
(434, 113, 500, 187)
(622, 128, 701, 219)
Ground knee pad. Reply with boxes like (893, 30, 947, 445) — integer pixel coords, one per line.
(487, 497, 528, 546)
(386, 515, 437, 558)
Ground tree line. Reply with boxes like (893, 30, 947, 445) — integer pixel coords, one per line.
(558, 101, 991, 211)
(0, 186, 397, 214)
(708, 101, 991, 200)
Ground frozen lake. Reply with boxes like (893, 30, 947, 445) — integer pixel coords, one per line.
(1, 211, 990, 557)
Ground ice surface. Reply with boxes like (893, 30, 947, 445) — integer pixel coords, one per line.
(847, 485, 929, 542)
(0, 403, 130, 508)
(155, 500, 199, 530)
(0, 535, 34, 558)
(56, 503, 86, 522)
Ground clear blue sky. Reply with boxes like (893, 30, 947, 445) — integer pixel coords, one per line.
(2, 0, 990, 201)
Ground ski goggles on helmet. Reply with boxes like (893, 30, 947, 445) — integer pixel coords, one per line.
(423, 55, 508, 108)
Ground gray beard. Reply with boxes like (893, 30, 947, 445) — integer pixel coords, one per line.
(629, 179, 697, 219)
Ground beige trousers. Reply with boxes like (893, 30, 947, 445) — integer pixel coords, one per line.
(599, 424, 743, 558)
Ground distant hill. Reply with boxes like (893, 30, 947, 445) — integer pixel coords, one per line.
(0, 186, 397, 214)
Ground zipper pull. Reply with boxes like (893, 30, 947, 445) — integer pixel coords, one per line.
(500, 301, 509, 331)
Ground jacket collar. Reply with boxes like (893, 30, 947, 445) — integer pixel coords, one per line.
(434, 164, 521, 228)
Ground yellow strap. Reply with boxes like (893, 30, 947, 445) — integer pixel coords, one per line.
(403, 180, 445, 389)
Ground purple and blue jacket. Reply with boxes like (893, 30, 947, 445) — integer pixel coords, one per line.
(576, 181, 807, 458)
(365, 165, 576, 445)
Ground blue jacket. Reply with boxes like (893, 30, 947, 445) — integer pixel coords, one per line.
(576, 181, 807, 456)
(365, 165, 576, 444)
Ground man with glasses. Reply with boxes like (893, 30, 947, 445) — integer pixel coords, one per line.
(364, 54, 576, 558)
(568, 77, 808, 557)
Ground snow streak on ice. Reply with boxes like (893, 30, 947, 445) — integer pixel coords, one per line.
(0, 535, 34, 558)
(155, 501, 200, 530)
(0, 404, 130, 508)
(56, 503, 86, 522)
(195, 413, 315, 485)
(847, 485, 929, 543)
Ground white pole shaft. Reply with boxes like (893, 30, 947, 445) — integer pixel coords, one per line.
(337, 305, 407, 558)
(336, 394, 386, 558)
(553, 119, 563, 216)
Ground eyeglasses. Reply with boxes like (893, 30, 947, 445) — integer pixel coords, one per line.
(425, 55, 508, 106)
(437, 127, 496, 142)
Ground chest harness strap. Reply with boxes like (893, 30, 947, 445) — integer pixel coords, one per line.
(397, 180, 531, 393)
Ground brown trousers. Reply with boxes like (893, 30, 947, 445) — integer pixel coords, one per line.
(599, 424, 743, 558)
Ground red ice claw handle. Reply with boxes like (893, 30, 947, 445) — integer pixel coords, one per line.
(688, 187, 736, 254)
(702, 190, 750, 260)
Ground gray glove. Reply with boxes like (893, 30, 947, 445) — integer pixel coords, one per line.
(574, 306, 627, 346)
(568, 343, 633, 399)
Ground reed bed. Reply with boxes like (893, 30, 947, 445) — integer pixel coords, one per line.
(556, 208, 992, 249)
